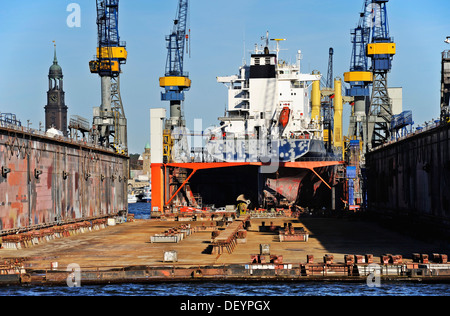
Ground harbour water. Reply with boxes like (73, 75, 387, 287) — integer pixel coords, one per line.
(129, 201, 153, 220)
(1, 281, 449, 296)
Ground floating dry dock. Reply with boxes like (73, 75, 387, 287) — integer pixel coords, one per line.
(1, 213, 450, 285)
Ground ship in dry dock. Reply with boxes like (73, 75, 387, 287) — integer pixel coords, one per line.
(151, 33, 347, 215)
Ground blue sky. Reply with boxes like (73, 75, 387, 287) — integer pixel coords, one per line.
(0, 0, 449, 154)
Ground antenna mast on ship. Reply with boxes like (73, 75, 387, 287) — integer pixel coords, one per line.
(270, 38, 286, 62)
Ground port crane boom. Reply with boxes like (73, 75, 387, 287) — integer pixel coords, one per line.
(90, 0, 128, 154)
(160, 0, 191, 129)
(160, 0, 191, 163)
(345, 0, 373, 149)
(366, 0, 396, 149)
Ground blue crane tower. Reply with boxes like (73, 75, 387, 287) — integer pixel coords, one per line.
(160, 0, 191, 130)
(366, 0, 396, 149)
(344, 0, 373, 148)
(89, 0, 128, 153)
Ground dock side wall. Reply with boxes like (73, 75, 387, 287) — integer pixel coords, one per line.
(0, 127, 128, 234)
(365, 123, 450, 232)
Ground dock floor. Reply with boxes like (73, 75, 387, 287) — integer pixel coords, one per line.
(1, 216, 448, 271)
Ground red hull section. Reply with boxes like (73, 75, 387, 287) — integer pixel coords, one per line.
(151, 161, 343, 212)
(266, 176, 303, 203)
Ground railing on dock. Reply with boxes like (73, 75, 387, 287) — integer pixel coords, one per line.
(0, 120, 119, 155)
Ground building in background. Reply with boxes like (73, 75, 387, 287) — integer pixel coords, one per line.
(128, 143, 151, 191)
(45, 45, 68, 136)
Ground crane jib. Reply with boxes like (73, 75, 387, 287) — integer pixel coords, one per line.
(165, 0, 189, 76)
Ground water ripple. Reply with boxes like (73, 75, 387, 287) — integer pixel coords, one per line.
(2, 282, 449, 296)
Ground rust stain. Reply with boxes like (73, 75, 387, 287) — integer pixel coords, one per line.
(10, 202, 23, 211)
(47, 165, 53, 189)
(7, 164, 21, 186)
(75, 172, 79, 190)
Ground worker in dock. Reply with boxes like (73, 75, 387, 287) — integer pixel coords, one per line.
(236, 194, 250, 217)
(237, 202, 248, 217)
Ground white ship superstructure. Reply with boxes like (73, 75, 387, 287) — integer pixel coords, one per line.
(207, 35, 328, 162)
(217, 44, 321, 140)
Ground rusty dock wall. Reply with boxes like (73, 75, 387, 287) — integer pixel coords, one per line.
(4, 260, 450, 286)
(365, 122, 450, 235)
(0, 125, 128, 235)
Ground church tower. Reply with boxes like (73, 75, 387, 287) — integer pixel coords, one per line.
(45, 43, 68, 136)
